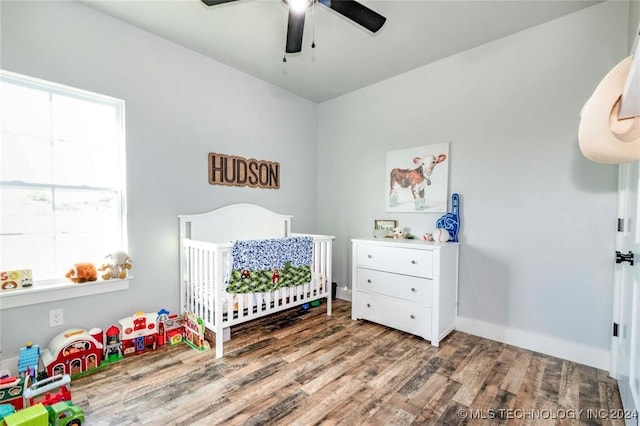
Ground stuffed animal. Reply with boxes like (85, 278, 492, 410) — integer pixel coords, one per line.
(65, 263, 98, 283)
(99, 251, 132, 280)
(392, 227, 408, 239)
(432, 228, 450, 242)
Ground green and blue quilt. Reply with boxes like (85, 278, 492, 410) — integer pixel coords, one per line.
(227, 236, 313, 294)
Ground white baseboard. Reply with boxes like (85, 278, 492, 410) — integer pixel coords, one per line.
(336, 287, 352, 302)
(457, 316, 610, 371)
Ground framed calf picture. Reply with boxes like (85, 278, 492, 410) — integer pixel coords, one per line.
(386, 142, 450, 212)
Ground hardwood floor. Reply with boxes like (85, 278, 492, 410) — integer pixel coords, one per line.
(72, 299, 625, 425)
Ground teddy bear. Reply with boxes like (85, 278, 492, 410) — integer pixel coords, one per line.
(65, 263, 98, 283)
(99, 251, 132, 280)
(392, 227, 408, 239)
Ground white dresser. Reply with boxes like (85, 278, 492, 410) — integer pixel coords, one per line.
(351, 238, 459, 346)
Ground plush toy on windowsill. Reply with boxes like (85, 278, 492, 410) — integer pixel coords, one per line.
(65, 263, 98, 283)
(99, 251, 132, 280)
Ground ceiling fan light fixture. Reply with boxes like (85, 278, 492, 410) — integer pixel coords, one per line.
(201, 0, 386, 58)
(286, 0, 311, 14)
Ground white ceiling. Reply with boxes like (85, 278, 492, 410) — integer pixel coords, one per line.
(82, 0, 602, 102)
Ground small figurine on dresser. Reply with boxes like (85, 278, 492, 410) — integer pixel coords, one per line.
(432, 228, 450, 242)
(392, 227, 407, 239)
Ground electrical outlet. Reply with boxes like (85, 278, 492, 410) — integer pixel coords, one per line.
(49, 309, 63, 327)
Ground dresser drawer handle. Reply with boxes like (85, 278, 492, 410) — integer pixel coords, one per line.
(411, 287, 416, 292)
(411, 260, 417, 264)
(367, 279, 372, 284)
(410, 314, 415, 319)
(367, 254, 372, 259)
(366, 303, 371, 308)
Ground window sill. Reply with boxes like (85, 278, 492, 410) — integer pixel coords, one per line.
(0, 278, 131, 310)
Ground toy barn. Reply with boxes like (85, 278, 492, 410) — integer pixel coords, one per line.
(40, 329, 104, 378)
(119, 311, 159, 356)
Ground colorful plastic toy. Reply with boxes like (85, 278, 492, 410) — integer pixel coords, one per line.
(119, 311, 159, 356)
(17, 342, 39, 380)
(23, 374, 72, 408)
(41, 329, 104, 378)
(183, 311, 209, 352)
(103, 326, 123, 362)
(18, 308, 210, 387)
(157, 309, 184, 346)
(2, 401, 84, 426)
(0, 375, 27, 410)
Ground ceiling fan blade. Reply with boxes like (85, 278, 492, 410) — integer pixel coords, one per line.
(319, 0, 386, 33)
(285, 10, 306, 53)
(201, 0, 239, 6)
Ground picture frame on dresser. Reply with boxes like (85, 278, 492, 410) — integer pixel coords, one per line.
(374, 219, 396, 231)
(373, 220, 396, 238)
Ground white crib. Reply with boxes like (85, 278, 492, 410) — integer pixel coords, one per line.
(179, 204, 333, 358)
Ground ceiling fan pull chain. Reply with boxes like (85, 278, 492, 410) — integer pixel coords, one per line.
(311, 0, 316, 48)
(282, 6, 288, 62)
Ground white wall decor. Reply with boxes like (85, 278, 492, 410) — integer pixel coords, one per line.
(386, 143, 449, 213)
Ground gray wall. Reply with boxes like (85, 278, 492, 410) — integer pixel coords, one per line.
(629, 1, 639, 49)
(0, 1, 317, 359)
(317, 1, 626, 363)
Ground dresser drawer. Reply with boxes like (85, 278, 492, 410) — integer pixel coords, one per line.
(355, 291, 432, 340)
(356, 244, 433, 278)
(356, 268, 433, 306)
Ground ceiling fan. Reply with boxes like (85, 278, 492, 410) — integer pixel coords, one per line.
(201, 0, 386, 56)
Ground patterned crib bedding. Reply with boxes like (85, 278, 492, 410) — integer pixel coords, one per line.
(227, 236, 313, 294)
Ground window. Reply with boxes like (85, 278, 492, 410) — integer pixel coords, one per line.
(0, 70, 126, 288)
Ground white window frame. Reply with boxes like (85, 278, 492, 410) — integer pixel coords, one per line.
(0, 70, 130, 309)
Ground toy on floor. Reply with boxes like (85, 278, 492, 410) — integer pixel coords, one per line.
(41, 329, 104, 378)
(23, 374, 72, 407)
(103, 326, 123, 362)
(14, 308, 209, 389)
(18, 342, 39, 380)
(157, 309, 184, 346)
(183, 311, 209, 352)
(0, 373, 28, 410)
(1, 401, 84, 426)
(0, 404, 16, 421)
(119, 311, 159, 356)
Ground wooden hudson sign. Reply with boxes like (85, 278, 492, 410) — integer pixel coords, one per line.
(208, 152, 280, 189)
